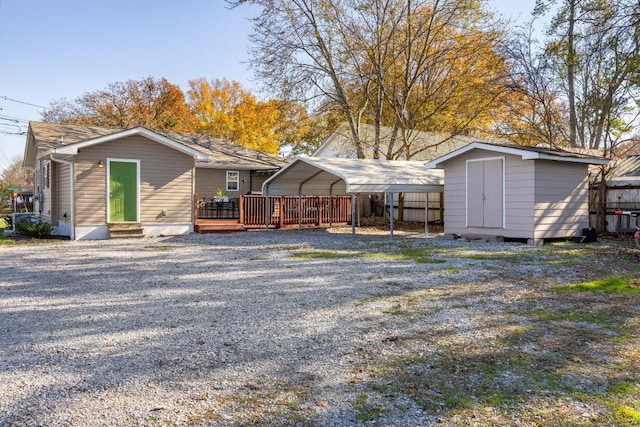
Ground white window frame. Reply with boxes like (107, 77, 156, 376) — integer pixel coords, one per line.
(226, 171, 239, 192)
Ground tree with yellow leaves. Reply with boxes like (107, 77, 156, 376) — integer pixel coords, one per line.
(188, 77, 320, 155)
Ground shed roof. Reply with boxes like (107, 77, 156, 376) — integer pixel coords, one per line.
(262, 157, 443, 196)
(424, 142, 609, 168)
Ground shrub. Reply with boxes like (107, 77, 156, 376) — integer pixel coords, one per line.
(15, 221, 53, 238)
(3, 214, 13, 228)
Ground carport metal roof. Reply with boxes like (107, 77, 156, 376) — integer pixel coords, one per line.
(262, 157, 444, 196)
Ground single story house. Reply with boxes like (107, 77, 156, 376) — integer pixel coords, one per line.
(23, 121, 285, 240)
(424, 142, 609, 245)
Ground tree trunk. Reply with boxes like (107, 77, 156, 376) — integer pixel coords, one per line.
(567, 0, 578, 147)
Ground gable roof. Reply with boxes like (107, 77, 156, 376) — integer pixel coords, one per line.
(24, 121, 286, 170)
(313, 123, 513, 161)
(424, 141, 609, 168)
(262, 156, 444, 195)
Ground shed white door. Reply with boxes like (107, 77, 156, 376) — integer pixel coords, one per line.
(467, 158, 504, 228)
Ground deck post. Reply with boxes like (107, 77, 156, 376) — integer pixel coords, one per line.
(264, 190, 270, 230)
(389, 192, 394, 239)
(351, 193, 356, 235)
(298, 195, 303, 230)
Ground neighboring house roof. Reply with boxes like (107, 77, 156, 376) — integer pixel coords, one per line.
(24, 121, 286, 170)
(424, 141, 610, 168)
(606, 155, 640, 186)
(262, 156, 444, 196)
(609, 155, 640, 178)
(313, 123, 513, 161)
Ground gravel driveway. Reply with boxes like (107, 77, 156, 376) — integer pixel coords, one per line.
(1, 229, 638, 426)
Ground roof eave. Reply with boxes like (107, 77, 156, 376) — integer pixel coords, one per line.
(196, 161, 281, 171)
(51, 127, 210, 160)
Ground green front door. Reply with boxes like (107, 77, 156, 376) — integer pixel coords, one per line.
(109, 161, 138, 222)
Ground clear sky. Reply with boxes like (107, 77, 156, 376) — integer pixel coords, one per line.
(0, 0, 539, 174)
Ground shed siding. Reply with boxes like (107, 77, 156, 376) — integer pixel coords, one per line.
(75, 135, 194, 225)
(533, 161, 589, 239)
(444, 150, 535, 238)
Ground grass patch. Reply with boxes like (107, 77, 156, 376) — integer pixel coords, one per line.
(290, 250, 357, 259)
(441, 267, 464, 274)
(144, 245, 174, 250)
(382, 305, 412, 317)
(554, 277, 640, 295)
(366, 247, 446, 264)
(353, 393, 385, 422)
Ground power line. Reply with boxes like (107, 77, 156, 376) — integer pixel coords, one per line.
(0, 114, 30, 123)
(0, 95, 49, 110)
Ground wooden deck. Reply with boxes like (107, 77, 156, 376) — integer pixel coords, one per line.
(194, 195, 352, 234)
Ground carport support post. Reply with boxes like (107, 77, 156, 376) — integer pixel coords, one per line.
(351, 193, 356, 235)
(389, 192, 394, 238)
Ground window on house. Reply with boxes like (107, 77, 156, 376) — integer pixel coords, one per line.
(45, 163, 50, 189)
(226, 171, 239, 192)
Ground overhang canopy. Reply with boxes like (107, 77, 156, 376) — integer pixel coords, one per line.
(262, 157, 444, 196)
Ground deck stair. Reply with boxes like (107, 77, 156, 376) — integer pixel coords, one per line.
(195, 219, 245, 233)
(108, 223, 144, 239)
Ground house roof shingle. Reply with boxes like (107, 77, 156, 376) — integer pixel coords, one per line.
(27, 121, 286, 170)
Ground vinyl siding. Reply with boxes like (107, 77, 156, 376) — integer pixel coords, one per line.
(75, 135, 194, 225)
(195, 169, 275, 199)
(533, 161, 589, 239)
(444, 150, 535, 238)
(55, 162, 71, 223)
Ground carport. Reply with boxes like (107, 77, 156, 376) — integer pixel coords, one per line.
(262, 157, 444, 237)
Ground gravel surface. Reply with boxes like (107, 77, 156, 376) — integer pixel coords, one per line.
(0, 228, 638, 426)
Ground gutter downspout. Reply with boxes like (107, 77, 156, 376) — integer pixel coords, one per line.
(49, 153, 75, 240)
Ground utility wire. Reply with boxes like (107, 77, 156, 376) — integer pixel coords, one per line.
(0, 95, 49, 110)
(0, 114, 30, 123)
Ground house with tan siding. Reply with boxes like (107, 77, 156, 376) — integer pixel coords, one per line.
(424, 142, 609, 245)
(23, 122, 284, 240)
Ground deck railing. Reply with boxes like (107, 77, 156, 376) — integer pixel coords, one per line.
(195, 194, 352, 228)
(195, 197, 240, 219)
(241, 195, 352, 228)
